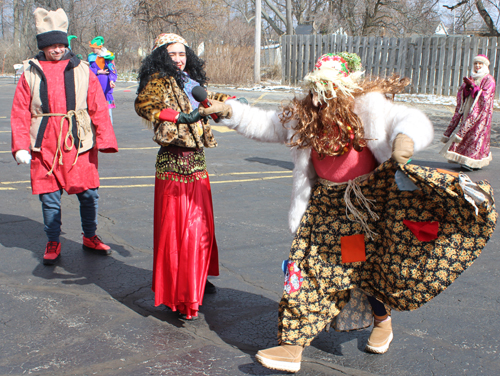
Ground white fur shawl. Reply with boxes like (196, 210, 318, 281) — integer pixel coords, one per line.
(220, 92, 434, 233)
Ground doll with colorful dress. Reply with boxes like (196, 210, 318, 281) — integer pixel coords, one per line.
(88, 36, 117, 123)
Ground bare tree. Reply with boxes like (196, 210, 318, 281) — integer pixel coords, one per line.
(323, 0, 439, 37)
(444, 0, 500, 35)
(238, 0, 440, 37)
(133, 0, 229, 45)
(13, 0, 20, 47)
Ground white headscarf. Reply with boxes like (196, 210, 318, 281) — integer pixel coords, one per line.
(471, 54, 490, 83)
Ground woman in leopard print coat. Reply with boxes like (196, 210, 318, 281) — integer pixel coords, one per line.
(135, 33, 224, 320)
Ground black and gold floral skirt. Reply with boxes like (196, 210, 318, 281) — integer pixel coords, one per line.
(279, 159, 497, 346)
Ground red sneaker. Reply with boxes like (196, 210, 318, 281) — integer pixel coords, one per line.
(82, 234, 112, 255)
(43, 241, 61, 265)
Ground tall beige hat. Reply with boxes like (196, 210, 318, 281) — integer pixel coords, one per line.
(34, 8, 69, 50)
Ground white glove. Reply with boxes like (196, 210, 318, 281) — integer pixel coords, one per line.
(15, 150, 31, 165)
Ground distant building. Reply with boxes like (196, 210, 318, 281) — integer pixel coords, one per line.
(295, 22, 317, 35)
(261, 43, 281, 66)
(333, 27, 348, 36)
(435, 21, 448, 36)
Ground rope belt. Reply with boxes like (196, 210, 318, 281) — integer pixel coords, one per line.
(318, 173, 379, 239)
(33, 109, 90, 175)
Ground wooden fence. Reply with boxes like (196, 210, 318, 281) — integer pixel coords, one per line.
(281, 34, 500, 98)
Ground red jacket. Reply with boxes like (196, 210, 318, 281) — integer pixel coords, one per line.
(11, 52, 118, 195)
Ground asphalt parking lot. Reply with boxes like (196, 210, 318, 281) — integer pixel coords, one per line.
(0, 77, 499, 375)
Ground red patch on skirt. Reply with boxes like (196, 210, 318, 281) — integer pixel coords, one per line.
(403, 220, 439, 241)
(341, 234, 366, 263)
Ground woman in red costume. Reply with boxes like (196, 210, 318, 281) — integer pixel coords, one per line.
(441, 54, 496, 170)
(135, 34, 230, 319)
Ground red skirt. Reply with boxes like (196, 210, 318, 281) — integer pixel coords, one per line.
(152, 147, 219, 318)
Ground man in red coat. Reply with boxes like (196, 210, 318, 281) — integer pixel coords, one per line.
(11, 8, 119, 265)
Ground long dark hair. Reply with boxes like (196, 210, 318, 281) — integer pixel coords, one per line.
(137, 44, 208, 93)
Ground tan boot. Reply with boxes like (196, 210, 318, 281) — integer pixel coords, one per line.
(255, 344, 303, 373)
(365, 316, 393, 354)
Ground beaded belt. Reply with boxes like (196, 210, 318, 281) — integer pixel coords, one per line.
(156, 145, 207, 183)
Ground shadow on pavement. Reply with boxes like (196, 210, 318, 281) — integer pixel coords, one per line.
(1, 214, 326, 352)
(245, 157, 294, 171)
(201, 285, 374, 375)
(0, 212, 186, 329)
(0, 212, 376, 375)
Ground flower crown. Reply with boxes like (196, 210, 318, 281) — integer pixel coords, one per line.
(304, 52, 364, 103)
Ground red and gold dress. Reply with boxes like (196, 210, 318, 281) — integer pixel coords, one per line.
(134, 73, 221, 319)
(153, 145, 219, 318)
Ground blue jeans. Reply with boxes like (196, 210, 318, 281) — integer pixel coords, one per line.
(39, 188, 99, 242)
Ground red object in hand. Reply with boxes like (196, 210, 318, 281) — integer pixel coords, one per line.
(463, 77, 474, 87)
(462, 77, 480, 98)
(192, 86, 219, 121)
(158, 108, 179, 123)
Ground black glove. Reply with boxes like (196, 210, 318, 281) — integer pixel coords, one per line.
(176, 108, 202, 124)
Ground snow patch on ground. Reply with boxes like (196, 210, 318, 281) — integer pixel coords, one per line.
(395, 93, 500, 109)
(225, 83, 500, 109)
(395, 94, 458, 106)
(229, 84, 299, 93)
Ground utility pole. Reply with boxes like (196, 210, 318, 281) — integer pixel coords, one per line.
(254, 0, 261, 84)
(286, 0, 293, 35)
(453, 8, 455, 35)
